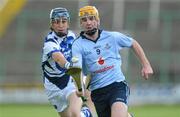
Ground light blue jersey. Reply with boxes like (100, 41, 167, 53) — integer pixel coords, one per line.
(72, 30, 133, 91)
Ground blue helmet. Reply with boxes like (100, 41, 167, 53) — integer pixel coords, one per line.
(50, 7, 70, 22)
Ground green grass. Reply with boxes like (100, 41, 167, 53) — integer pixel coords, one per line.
(0, 104, 57, 117)
(129, 104, 180, 117)
(0, 104, 180, 117)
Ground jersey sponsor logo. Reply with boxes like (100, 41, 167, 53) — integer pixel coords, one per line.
(93, 45, 101, 49)
(92, 65, 114, 74)
(97, 57, 104, 65)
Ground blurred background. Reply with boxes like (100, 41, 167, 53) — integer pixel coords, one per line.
(0, 0, 180, 115)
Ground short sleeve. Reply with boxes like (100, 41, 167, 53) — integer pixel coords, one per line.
(43, 41, 60, 58)
(114, 32, 133, 48)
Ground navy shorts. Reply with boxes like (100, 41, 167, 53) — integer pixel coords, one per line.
(91, 81, 130, 117)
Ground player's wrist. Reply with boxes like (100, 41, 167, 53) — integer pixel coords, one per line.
(64, 62, 72, 69)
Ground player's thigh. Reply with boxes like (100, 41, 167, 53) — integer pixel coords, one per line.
(93, 101, 110, 117)
(49, 94, 71, 117)
(48, 78, 77, 116)
(111, 101, 128, 117)
(58, 92, 81, 117)
(109, 81, 130, 105)
(58, 109, 71, 117)
(85, 90, 97, 117)
(91, 87, 111, 117)
(110, 81, 129, 117)
(68, 92, 82, 115)
(58, 92, 82, 117)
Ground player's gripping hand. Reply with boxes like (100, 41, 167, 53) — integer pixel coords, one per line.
(65, 56, 83, 90)
(76, 90, 88, 102)
(64, 56, 79, 69)
(76, 89, 83, 97)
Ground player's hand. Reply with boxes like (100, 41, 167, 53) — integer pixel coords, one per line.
(71, 56, 79, 63)
(64, 56, 79, 69)
(141, 64, 153, 80)
(76, 90, 89, 102)
(76, 90, 83, 97)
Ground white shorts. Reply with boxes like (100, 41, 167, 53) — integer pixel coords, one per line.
(45, 77, 76, 112)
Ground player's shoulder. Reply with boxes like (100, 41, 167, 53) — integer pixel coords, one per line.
(46, 31, 54, 39)
(103, 30, 131, 38)
(72, 36, 81, 45)
(66, 30, 76, 42)
(99, 30, 119, 39)
(67, 30, 76, 38)
(102, 30, 122, 36)
(72, 32, 84, 43)
(45, 32, 56, 41)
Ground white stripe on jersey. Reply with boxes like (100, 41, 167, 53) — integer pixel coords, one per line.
(42, 30, 76, 90)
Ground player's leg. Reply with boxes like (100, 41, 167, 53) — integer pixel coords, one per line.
(111, 102, 128, 117)
(84, 75, 97, 117)
(66, 78, 92, 117)
(111, 103, 133, 117)
(91, 86, 111, 117)
(109, 81, 132, 117)
(46, 77, 80, 117)
(58, 86, 92, 117)
(85, 90, 97, 117)
(47, 92, 71, 117)
(67, 91, 82, 117)
(58, 106, 71, 117)
(111, 102, 133, 117)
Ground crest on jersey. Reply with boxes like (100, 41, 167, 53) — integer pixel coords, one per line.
(105, 43, 111, 49)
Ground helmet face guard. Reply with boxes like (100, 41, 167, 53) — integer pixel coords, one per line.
(50, 7, 70, 23)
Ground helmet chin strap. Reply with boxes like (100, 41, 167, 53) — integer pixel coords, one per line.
(85, 28, 97, 36)
(50, 27, 68, 37)
(56, 32, 67, 37)
(55, 30, 68, 37)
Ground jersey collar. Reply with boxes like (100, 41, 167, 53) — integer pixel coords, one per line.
(80, 29, 102, 43)
(52, 31, 67, 41)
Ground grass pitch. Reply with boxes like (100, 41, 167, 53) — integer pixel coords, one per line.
(129, 104, 180, 117)
(0, 104, 180, 117)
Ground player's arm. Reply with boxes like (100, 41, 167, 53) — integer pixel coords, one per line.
(131, 39, 153, 79)
(52, 52, 70, 69)
(44, 40, 71, 69)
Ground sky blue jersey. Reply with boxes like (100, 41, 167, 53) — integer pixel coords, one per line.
(72, 30, 133, 91)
